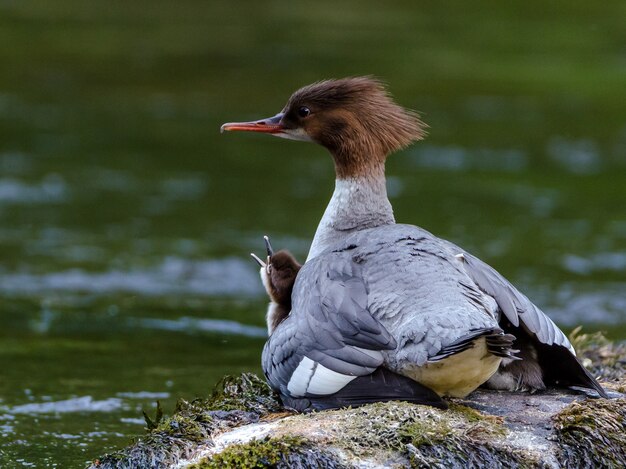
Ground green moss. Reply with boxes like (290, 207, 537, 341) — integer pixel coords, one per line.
(189, 435, 347, 469)
(189, 435, 303, 468)
(569, 327, 626, 382)
(309, 402, 434, 454)
(204, 373, 282, 414)
(135, 374, 282, 458)
(147, 373, 280, 443)
(143, 400, 164, 430)
(399, 403, 507, 446)
(153, 404, 212, 442)
(447, 402, 502, 424)
(393, 403, 530, 468)
(88, 373, 280, 468)
(553, 398, 626, 468)
(569, 326, 612, 351)
(399, 418, 452, 447)
(280, 401, 533, 468)
(404, 439, 536, 469)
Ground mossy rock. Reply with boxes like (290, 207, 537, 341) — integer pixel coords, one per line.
(89, 334, 626, 469)
(554, 398, 626, 468)
(570, 326, 626, 384)
(89, 373, 281, 468)
(189, 435, 347, 469)
(397, 403, 529, 468)
(205, 373, 282, 414)
(264, 400, 537, 468)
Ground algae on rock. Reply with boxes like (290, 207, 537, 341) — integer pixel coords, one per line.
(188, 435, 348, 469)
(554, 398, 626, 468)
(570, 326, 626, 384)
(90, 373, 281, 468)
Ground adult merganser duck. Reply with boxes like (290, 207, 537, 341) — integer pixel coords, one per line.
(223, 77, 607, 410)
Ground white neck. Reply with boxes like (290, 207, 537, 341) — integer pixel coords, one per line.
(307, 169, 394, 261)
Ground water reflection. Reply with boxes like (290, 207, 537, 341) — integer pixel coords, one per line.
(9, 397, 124, 415)
(0, 257, 262, 297)
(136, 316, 267, 338)
(547, 137, 603, 174)
(409, 144, 527, 172)
(0, 175, 67, 204)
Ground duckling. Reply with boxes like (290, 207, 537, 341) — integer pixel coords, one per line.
(251, 236, 301, 335)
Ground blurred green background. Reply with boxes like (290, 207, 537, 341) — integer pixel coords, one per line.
(0, 0, 625, 466)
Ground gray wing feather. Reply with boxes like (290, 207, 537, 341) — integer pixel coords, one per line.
(459, 250, 575, 354)
(307, 349, 381, 374)
(263, 322, 304, 387)
(262, 255, 396, 397)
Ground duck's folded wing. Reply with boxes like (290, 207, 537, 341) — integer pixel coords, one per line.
(457, 250, 608, 398)
(263, 261, 396, 398)
(263, 259, 445, 409)
(457, 251, 574, 353)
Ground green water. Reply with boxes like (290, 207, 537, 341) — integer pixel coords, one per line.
(0, 1, 625, 467)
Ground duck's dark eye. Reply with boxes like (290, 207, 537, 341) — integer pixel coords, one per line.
(297, 106, 311, 118)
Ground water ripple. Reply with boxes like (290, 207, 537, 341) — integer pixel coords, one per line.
(547, 136, 603, 174)
(550, 282, 626, 325)
(135, 316, 267, 338)
(116, 391, 170, 399)
(562, 252, 626, 275)
(408, 145, 527, 172)
(8, 397, 123, 415)
(0, 175, 67, 204)
(0, 257, 262, 297)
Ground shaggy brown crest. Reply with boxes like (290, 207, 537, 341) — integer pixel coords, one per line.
(222, 77, 426, 179)
(283, 77, 426, 178)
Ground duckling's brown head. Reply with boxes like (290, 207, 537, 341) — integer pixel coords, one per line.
(267, 250, 301, 306)
(221, 77, 426, 178)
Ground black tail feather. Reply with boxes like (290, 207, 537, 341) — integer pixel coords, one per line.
(281, 367, 446, 412)
(430, 327, 518, 361)
(536, 341, 608, 398)
(498, 320, 609, 398)
(486, 332, 519, 359)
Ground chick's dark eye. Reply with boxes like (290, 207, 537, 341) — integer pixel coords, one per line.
(297, 106, 310, 118)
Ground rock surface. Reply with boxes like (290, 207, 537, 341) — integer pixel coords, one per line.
(89, 330, 626, 468)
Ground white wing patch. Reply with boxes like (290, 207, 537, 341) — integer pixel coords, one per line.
(287, 357, 316, 397)
(287, 356, 357, 397)
(306, 363, 357, 395)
